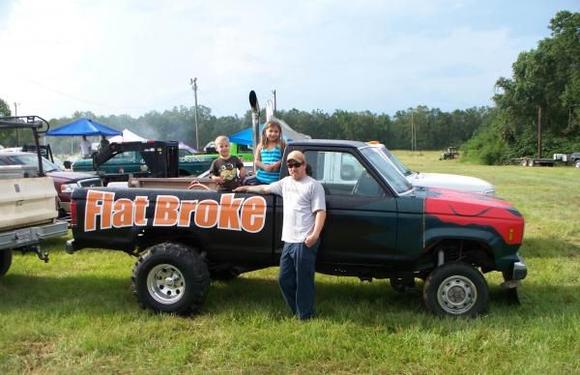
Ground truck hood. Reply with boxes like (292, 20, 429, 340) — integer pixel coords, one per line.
(47, 170, 97, 182)
(408, 172, 495, 196)
(422, 188, 524, 245)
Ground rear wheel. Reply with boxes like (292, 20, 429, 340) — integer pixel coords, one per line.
(0, 249, 12, 277)
(423, 262, 489, 317)
(132, 242, 210, 315)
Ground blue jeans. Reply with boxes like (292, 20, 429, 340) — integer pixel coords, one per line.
(278, 241, 319, 320)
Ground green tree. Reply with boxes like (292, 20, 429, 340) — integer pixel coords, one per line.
(489, 10, 580, 160)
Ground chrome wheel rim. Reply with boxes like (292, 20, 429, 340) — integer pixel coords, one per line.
(147, 264, 186, 305)
(437, 275, 477, 315)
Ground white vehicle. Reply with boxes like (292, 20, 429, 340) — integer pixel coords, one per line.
(312, 143, 495, 196)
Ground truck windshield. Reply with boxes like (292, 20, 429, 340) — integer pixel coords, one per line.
(374, 145, 413, 176)
(0, 153, 60, 173)
(360, 147, 413, 194)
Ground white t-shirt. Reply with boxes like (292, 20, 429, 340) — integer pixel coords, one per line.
(80, 139, 91, 157)
(269, 175, 326, 243)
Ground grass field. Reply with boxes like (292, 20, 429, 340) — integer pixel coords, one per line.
(1, 151, 579, 374)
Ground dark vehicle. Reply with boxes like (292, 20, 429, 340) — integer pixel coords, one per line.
(570, 152, 580, 168)
(71, 141, 253, 179)
(0, 151, 103, 218)
(439, 146, 459, 160)
(66, 140, 527, 318)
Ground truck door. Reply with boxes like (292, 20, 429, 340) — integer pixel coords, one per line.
(303, 149, 398, 265)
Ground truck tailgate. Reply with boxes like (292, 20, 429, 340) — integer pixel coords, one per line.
(0, 177, 58, 231)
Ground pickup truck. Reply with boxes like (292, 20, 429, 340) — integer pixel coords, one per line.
(0, 116, 69, 277)
(72, 140, 253, 178)
(66, 139, 527, 317)
(0, 151, 103, 218)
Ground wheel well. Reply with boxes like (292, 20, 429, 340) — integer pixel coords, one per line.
(427, 239, 495, 271)
(137, 230, 203, 255)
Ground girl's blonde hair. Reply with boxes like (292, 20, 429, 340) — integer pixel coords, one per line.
(260, 119, 286, 149)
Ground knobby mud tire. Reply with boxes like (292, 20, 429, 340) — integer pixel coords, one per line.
(423, 262, 489, 318)
(131, 242, 210, 315)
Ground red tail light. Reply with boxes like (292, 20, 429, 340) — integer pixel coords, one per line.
(70, 199, 78, 226)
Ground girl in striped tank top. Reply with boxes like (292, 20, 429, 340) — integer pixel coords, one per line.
(255, 119, 286, 184)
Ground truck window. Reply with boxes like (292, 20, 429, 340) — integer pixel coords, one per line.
(304, 150, 384, 197)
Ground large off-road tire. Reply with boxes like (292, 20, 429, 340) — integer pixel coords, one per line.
(131, 242, 210, 315)
(0, 249, 12, 277)
(423, 262, 489, 317)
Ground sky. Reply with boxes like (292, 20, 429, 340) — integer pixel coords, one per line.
(0, 0, 578, 120)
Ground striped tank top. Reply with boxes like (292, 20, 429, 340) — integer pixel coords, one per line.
(256, 145, 283, 184)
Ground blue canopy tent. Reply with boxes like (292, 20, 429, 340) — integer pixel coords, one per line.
(228, 126, 262, 146)
(46, 118, 121, 137)
(228, 120, 310, 146)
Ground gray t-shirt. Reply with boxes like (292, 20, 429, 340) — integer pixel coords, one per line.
(269, 175, 326, 243)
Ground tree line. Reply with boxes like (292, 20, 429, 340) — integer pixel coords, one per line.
(463, 11, 580, 164)
(1, 97, 491, 156)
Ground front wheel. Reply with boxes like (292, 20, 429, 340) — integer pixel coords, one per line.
(575, 160, 580, 168)
(423, 262, 489, 317)
(0, 249, 12, 277)
(131, 242, 210, 315)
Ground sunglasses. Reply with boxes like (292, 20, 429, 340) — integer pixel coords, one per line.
(286, 160, 303, 169)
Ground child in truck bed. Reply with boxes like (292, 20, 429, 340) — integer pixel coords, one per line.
(209, 135, 246, 191)
(254, 119, 286, 184)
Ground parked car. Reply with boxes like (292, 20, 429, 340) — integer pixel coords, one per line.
(72, 141, 254, 178)
(0, 151, 103, 217)
(350, 143, 496, 195)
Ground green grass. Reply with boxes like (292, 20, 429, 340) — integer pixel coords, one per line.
(1, 151, 579, 374)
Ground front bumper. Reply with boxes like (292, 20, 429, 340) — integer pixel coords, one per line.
(512, 255, 527, 281)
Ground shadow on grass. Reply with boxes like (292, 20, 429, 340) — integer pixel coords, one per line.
(0, 273, 134, 316)
(520, 237, 579, 258)
(1, 272, 578, 323)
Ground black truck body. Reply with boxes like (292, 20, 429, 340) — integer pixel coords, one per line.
(67, 140, 527, 317)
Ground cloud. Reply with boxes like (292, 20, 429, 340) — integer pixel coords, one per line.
(0, 0, 570, 118)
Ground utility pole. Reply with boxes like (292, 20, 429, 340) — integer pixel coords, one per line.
(537, 106, 542, 159)
(14, 102, 20, 145)
(410, 111, 416, 152)
(189, 78, 200, 150)
(272, 89, 277, 113)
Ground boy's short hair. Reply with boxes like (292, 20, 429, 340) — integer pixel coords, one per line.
(215, 135, 229, 145)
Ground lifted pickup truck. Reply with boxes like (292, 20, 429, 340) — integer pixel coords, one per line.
(0, 116, 69, 276)
(66, 139, 527, 317)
